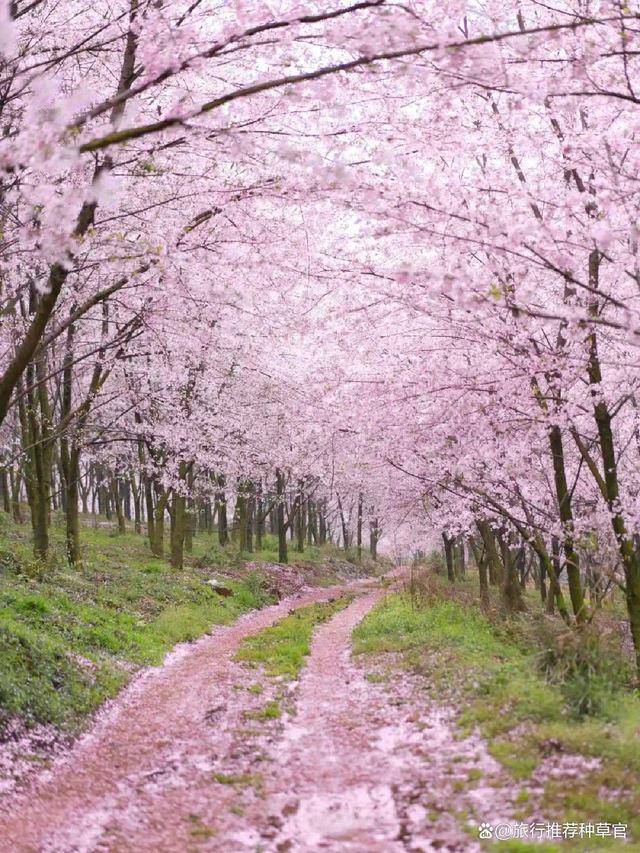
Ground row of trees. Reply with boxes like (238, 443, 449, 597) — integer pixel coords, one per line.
(2, 1, 640, 675)
(1, 453, 381, 568)
(441, 528, 608, 618)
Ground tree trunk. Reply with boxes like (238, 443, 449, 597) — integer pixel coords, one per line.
(144, 476, 155, 550)
(337, 494, 349, 550)
(235, 483, 248, 552)
(0, 469, 10, 514)
(216, 475, 228, 546)
(497, 535, 526, 613)
(458, 537, 466, 576)
(255, 482, 264, 550)
(9, 469, 22, 523)
(112, 478, 126, 533)
(469, 537, 489, 608)
(476, 520, 503, 585)
(319, 501, 327, 546)
(130, 474, 141, 534)
(442, 533, 455, 582)
(276, 468, 288, 564)
(170, 491, 186, 569)
(64, 447, 82, 566)
(295, 479, 305, 552)
(184, 498, 195, 553)
(18, 364, 52, 559)
(538, 551, 548, 604)
(245, 483, 254, 553)
(79, 475, 89, 515)
(548, 424, 585, 621)
(369, 516, 379, 560)
(152, 488, 169, 557)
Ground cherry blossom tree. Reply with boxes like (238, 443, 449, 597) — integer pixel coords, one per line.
(3, 0, 640, 673)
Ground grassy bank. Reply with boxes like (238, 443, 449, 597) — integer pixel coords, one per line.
(0, 510, 372, 737)
(353, 578, 640, 849)
(0, 514, 276, 736)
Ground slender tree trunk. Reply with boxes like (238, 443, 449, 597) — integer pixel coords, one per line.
(276, 468, 288, 564)
(308, 499, 317, 545)
(0, 469, 10, 514)
(185, 498, 195, 553)
(245, 483, 254, 554)
(112, 478, 126, 533)
(64, 447, 82, 566)
(497, 535, 526, 613)
(144, 476, 155, 550)
(9, 469, 22, 523)
(548, 424, 585, 621)
(130, 474, 141, 534)
(295, 479, 305, 552)
(123, 481, 131, 521)
(170, 490, 186, 569)
(469, 537, 489, 608)
(369, 516, 379, 560)
(18, 363, 52, 559)
(216, 475, 228, 546)
(255, 482, 264, 550)
(152, 488, 169, 557)
(79, 476, 89, 515)
(539, 551, 548, 604)
(337, 494, 349, 550)
(319, 501, 327, 546)
(235, 482, 248, 552)
(458, 537, 466, 576)
(442, 533, 455, 582)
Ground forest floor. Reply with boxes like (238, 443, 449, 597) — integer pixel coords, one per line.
(0, 530, 638, 852)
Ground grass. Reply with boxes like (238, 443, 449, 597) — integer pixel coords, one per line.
(0, 511, 278, 734)
(212, 772, 262, 787)
(353, 581, 640, 849)
(0, 505, 375, 739)
(244, 700, 282, 720)
(235, 597, 352, 679)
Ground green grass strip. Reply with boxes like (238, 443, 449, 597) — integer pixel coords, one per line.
(235, 597, 351, 679)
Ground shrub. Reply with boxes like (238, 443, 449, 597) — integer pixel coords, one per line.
(528, 615, 630, 718)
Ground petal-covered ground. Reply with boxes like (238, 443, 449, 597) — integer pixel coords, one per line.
(0, 579, 522, 852)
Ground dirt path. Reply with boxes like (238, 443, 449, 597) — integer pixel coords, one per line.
(0, 579, 378, 852)
(0, 576, 509, 852)
(245, 592, 505, 852)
